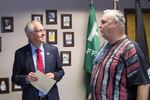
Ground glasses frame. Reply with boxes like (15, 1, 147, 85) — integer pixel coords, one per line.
(33, 29, 46, 33)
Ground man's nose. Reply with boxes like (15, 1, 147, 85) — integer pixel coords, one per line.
(41, 33, 45, 37)
(99, 24, 102, 29)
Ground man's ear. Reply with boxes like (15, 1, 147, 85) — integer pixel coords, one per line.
(27, 33, 33, 41)
(112, 21, 118, 28)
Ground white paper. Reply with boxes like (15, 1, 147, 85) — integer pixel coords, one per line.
(31, 70, 56, 94)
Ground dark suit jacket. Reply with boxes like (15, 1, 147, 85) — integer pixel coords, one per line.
(11, 43, 64, 100)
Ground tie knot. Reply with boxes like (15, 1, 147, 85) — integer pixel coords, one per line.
(36, 48, 41, 53)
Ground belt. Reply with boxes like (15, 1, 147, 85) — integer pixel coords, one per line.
(39, 95, 48, 100)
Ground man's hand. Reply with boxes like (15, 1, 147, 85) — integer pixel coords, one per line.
(26, 72, 38, 82)
(137, 84, 149, 100)
(88, 93, 92, 100)
(46, 72, 54, 79)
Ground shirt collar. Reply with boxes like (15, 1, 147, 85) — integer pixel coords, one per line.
(30, 43, 44, 52)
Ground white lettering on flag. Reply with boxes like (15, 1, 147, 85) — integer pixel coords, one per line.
(87, 22, 99, 42)
(86, 48, 98, 56)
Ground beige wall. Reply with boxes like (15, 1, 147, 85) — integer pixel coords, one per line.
(0, 0, 150, 100)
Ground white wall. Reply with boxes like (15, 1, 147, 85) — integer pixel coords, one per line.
(0, 0, 150, 100)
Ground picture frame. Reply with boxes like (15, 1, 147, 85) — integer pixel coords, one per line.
(63, 32, 74, 47)
(0, 78, 9, 94)
(60, 51, 71, 66)
(1, 17, 14, 33)
(46, 29, 57, 44)
(61, 14, 72, 29)
(12, 83, 22, 92)
(46, 10, 57, 24)
(0, 37, 1, 52)
(31, 14, 43, 24)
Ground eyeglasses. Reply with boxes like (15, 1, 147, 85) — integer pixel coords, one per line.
(33, 29, 46, 33)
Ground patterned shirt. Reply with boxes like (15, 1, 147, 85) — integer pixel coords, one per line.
(90, 38, 149, 100)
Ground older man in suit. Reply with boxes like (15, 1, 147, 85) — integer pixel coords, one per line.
(11, 21, 64, 100)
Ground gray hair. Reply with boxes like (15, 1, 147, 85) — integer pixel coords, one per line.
(24, 21, 42, 37)
(103, 9, 125, 32)
(24, 21, 35, 37)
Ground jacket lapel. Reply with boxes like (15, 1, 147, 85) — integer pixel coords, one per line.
(43, 44, 53, 73)
(25, 44, 36, 72)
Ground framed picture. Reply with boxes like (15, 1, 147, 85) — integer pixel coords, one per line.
(46, 29, 57, 44)
(0, 37, 1, 52)
(1, 17, 14, 33)
(12, 83, 22, 92)
(46, 10, 57, 24)
(31, 14, 43, 24)
(61, 14, 72, 29)
(0, 78, 9, 94)
(63, 32, 74, 47)
(60, 51, 71, 66)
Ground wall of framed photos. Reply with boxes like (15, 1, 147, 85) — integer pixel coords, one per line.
(0, 0, 150, 100)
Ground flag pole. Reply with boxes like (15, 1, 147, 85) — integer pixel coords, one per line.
(113, 0, 119, 10)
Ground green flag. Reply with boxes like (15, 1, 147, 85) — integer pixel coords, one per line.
(84, 0, 100, 99)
